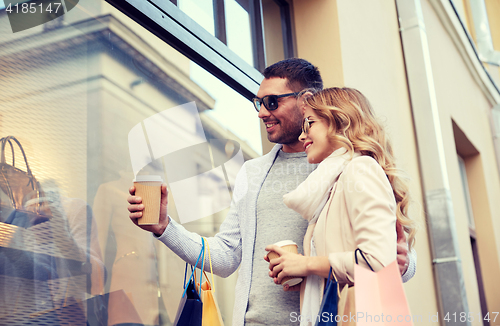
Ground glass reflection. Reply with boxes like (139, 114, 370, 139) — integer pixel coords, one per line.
(225, 0, 254, 66)
(178, 0, 215, 36)
(0, 2, 261, 325)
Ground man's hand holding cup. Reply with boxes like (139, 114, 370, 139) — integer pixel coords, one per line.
(128, 176, 169, 236)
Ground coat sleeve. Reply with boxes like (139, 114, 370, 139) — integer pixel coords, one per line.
(328, 156, 397, 284)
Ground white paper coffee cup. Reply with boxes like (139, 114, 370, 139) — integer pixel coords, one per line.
(266, 240, 303, 287)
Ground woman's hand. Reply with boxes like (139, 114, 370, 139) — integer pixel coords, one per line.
(264, 245, 311, 285)
(283, 284, 301, 291)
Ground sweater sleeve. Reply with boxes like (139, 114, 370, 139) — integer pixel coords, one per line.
(153, 163, 250, 278)
(402, 247, 417, 283)
(328, 156, 397, 284)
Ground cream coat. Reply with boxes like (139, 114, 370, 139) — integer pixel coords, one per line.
(300, 155, 397, 309)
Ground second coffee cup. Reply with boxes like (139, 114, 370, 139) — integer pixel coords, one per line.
(266, 240, 303, 288)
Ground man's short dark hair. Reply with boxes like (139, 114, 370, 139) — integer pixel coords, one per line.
(263, 58, 323, 92)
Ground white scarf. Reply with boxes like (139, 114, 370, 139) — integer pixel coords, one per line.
(283, 148, 355, 224)
(283, 148, 358, 324)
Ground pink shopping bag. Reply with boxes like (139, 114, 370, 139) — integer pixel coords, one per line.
(354, 260, 413, 326)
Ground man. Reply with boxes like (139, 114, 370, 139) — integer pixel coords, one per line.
(128, 58, 415, 326)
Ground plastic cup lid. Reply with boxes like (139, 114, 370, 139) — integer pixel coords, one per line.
(273, 240, 297, 247)
(134, 175, 163, 182)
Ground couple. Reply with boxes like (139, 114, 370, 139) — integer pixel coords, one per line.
(127, 58, 417, 326)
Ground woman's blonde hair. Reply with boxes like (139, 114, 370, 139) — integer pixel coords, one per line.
(304, 87, 417, 250)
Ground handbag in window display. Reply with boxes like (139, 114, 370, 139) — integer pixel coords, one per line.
(0, 136, 106, 325)
(0, 136, 52, 227)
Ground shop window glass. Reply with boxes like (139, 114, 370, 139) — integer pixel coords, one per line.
(178, 0, 215, 36)
(0, 3, 261, 324)
(224, 0, 254, 66)
(177, 0, 255, 67)
(190, 62, 261, 153)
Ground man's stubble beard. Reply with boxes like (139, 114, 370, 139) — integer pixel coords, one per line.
(267, 104, 303, 145)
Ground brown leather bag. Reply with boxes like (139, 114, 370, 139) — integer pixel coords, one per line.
(0, 136, 51, 227)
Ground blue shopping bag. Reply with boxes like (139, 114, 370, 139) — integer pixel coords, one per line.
(315, 267, 339, 326)
(173, 238, 205, 326)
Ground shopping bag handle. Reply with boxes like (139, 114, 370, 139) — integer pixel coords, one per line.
(202, 237, 216, 294)
(199, 237, 205, 291)
(325, 268, 334, 289)
(183, 264, 194, 290)
(325, 267, 341, 298)
(354, 248, 374, 271)
(194, 237, 207, 294)
(182, 238, 205, 298)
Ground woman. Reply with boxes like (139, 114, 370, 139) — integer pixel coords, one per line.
(265, 87, 417, 324)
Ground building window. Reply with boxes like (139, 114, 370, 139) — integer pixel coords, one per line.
(458, 156, 475, 229)
(458, 155, 488, 325)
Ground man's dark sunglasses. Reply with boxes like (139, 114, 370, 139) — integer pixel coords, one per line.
(252, 92, 299, 112)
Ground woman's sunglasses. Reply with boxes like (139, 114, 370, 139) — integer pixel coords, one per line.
(252, 92, 299, 112)
(302, 117, 316, 134)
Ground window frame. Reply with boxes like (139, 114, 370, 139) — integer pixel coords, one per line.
(105, 0, 263, 100)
